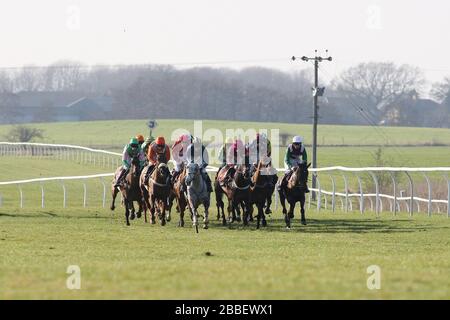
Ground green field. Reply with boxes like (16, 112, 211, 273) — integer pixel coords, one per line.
(1, 208, 449, 299)
(1, 119, 450, 148)
(1, 119, 449, 300)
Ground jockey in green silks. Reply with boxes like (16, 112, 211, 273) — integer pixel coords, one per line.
(278, 135, 309, 193)
(114, 137, 146, 188)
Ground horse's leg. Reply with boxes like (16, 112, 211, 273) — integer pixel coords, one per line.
(160, 200, 167, 226)
(261, 198, 267, 227)
(136, 200, 142, 219)
(110, 186, 118, 211)
(215, 186, 223, 221)
(124, 199, 130, 226)
(279, 189, 287, 216)
(178, 199, 185, 227)
(130, 202, 136, 220)
(203, 201, 210, 229)
(235, 198, 242, 222)
(150, 195, 156, 224)
(300, 193, 307, 225)
(256, 202, 262, 229)
(143, 200, 148, 223)
(265, 188, 274, 215)
(288, 201, 295, 222)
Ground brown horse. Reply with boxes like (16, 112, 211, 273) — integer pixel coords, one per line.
(215, 164, 251, 225)
(140, 162, 171, 225)
(110, 156, 143, 226)
(169, 163, 190, 227)
(278, 163, 310, 229)
(250, 161, 271, 229)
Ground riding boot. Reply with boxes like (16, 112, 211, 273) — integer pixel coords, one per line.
(114, 169, 127, 188)
(203, 172, 213, 192)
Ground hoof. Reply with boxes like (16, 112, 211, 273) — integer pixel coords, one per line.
(136, 212, 142, 219)
(236, 216, 241, 222)
(130, 213, 136, 220)
(161, 220, 166, 226)
(203, 224, 208, 230)
(151, 218, 156, 224)
(249, 216, 254, 222)
(265, 209, 272, 215)
(126, 222, 130, 226)
(289, 213, 294, 219)
(262, 220, 267, 227)
(301, 220, 307, 225)
(166, 215, 171, 222)
(222, 220, 227, 226)
(286, 226, 291, 230)
(178, 220, 185, 227)
(110, 206, 115, 211)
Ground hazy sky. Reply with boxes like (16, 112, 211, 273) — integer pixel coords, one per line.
(1, 0, 449, 82)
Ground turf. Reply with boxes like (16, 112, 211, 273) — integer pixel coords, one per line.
(1, 119, 449, 300)
(1, 119, 450, 148)
(0, 208, 449, 299)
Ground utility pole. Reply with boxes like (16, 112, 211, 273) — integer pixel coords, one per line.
(292, 50, 332, 200)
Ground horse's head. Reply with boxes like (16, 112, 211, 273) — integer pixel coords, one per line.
(288, 163, 310, 189)
(185, 162, 200, 186)
(130, 156, 141, 178)
(157, 162, 170, 177)
(156, 153, 166, 164)
(235, 164, 250, 180)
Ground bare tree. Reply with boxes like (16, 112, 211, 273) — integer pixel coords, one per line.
(0, 70, 14, 92)
(44, 60, 87, 91)
(14, 65, 45, 92)
(4, 125, 44, 142)
(333, 62, 425, 121)
(431, 77, 450, 104)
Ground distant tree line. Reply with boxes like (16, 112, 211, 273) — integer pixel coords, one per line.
(0, 60, 449, 127)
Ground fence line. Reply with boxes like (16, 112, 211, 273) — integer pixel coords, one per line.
(0, 142, 449, 217)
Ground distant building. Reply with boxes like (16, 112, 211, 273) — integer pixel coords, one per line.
(0, 91, 114, 124)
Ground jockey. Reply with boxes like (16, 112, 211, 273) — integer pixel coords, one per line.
(141, 135, 155, 156)
(136, 134, 145, 147)
(144, 136, 171, 185)
(217, 137, 234, 168)
(248, 132, 272, 170)
(185, 137, 213, 192)
(226, 138, 249, 167)
(278, 136, 309, 193)
(114, 137, 146, 188)
(171, 133, 192, 182)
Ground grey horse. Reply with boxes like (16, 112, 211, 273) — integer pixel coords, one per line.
(185, 162, 211, 230)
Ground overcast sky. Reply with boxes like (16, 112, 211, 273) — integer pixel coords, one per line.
(1, 0, 449, 82)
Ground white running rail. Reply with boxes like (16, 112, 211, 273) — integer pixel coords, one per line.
(0, 142, 449, 217)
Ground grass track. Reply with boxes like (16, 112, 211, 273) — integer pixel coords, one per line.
(0, 208, 449, 299)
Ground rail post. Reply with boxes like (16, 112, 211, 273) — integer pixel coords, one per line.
(330, 174, 336, 213)
(356, 174, 364, 214)
(405, 172, 414, 216)
(422, 172, 432, 217)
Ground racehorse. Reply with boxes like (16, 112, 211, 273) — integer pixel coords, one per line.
(140, 161, 171, 225)
(250, 161, 272, 229)
(185, 162, 211, 231)
(111, 156, 143, 226)
(169, 163, 190, 227)
(215, 164, 251, 225)
(278, 163, 310, 229)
